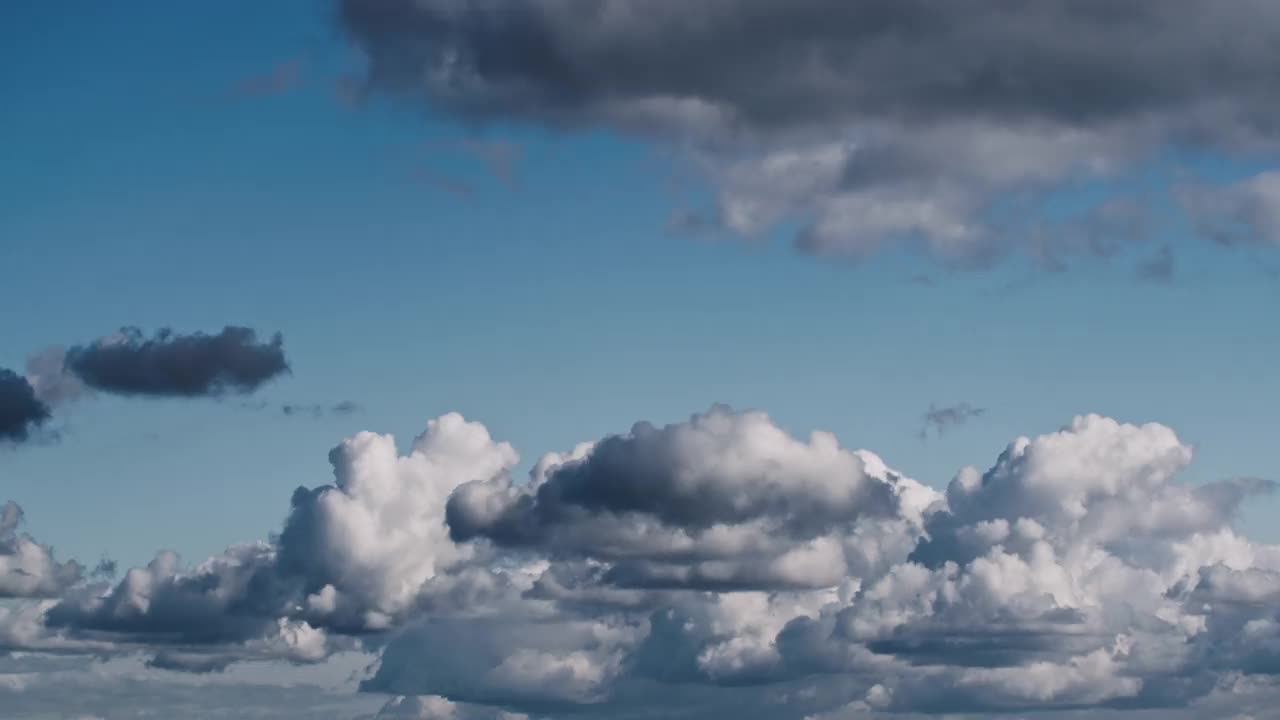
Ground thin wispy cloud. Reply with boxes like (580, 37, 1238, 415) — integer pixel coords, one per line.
(281, 401, 362, 419)
(919, 401, 986, 439)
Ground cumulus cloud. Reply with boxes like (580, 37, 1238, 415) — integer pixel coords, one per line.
(447, 407, 930, 591)
(0, 502, 82, 598)
(0, 369, 50, 443)
(7, 407, 1280, 718)
(63, 326, 288, 398)
(338, 0, 1280, 264)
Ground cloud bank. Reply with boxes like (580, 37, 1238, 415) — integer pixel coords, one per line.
(4, 407, 1280, 717)
(338, 0, 1280, 266)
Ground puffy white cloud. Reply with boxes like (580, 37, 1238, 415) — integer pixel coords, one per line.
(7, 407, 1280, 718)
(31, 413, 521, 668)
(277, 413, 520, 629)
(0, 502, 82, 599)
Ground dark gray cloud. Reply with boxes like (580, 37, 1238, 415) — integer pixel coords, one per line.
(64, 326, 289, 398)
(447, 406, 920, 590)
(919, 401, 985, 439)
(0, 369, 51, 443)
(339, 0, 1280, 264)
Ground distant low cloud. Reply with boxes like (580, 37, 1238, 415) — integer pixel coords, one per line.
(6, 408, 1280, 717)
(63, 326, 288, 398)
(0, 369, 51, 443)
(919, 401, 985, 439)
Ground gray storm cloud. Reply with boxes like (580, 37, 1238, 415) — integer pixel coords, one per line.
(5, 407, 1280, 717)
(338, 0, 1280, 266)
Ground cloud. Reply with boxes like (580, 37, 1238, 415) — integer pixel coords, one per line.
(0, 502, 82, 598)
(282, 401, 364, 419)
(1179, 170, 1280, 247)
(0, 369, 50, 443)
(447, 406, 929, 591)
(376, 694, 529, 719)
(63, 326, 289, 398)
(337, 0, 1280, 266)
(7, 408, 1280, 717)
(919, 402, 985, 439)
(22, 347, 86, 409)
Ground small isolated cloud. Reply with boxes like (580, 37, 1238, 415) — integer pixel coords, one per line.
(0, 369, 51, 443)
(281, 401, 363, 419)
(919, 401, 985, 439)
(63, 326, 289, 398)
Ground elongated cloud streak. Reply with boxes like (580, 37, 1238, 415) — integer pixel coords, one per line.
(63, 326, 288, 398)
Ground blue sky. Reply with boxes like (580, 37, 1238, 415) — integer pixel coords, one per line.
(3, 1, 1276, 566)
(3, 3, 1280, 719)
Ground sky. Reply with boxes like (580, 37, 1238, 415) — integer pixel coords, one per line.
(2, 2, 1280, 719)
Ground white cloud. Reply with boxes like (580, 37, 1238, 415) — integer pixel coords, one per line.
(5, 407, 1280, 718)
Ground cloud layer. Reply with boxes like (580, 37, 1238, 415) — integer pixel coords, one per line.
(339, 0, 1280, 266)
(4, 407, 1280, 717)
